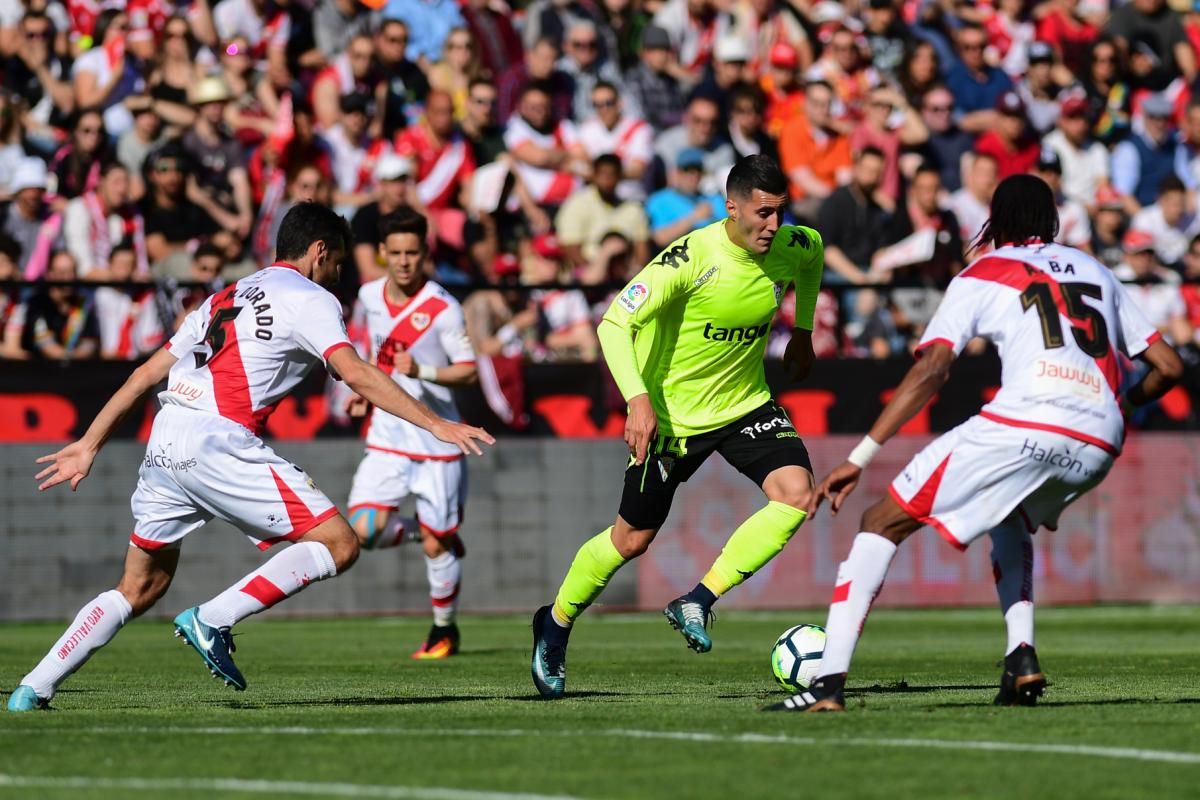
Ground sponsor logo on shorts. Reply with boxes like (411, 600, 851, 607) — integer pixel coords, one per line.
(693, 266, 718, 288)
(657, 455, 675, 482)
(167, 380, 204, 402)
(776, 431, 799, 439)
(1019, 439, 1098, 477)
(740, 415, 794, 439)
(266, 513, 283, 528)
(144, 445, 198, 472)
(617, 282, 650, 313)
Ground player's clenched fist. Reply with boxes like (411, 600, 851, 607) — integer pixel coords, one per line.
(625, 394, 658, 466)
(430, 420, 495, 456)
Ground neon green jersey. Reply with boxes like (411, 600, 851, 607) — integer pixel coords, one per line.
(598, 219, 824, 437)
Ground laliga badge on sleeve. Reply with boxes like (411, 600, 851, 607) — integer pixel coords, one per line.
(617, 282, 650, 313)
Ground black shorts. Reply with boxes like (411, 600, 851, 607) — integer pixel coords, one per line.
(618, 401, 813, 531)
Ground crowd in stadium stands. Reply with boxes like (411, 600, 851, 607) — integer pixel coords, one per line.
(3, 0, 1200, 363)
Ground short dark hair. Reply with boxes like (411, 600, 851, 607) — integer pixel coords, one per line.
(99, 160, 128, 179)
(1160, 175, 1187, 195)
(856, 145, 886, 163)
(193, 242, 224, 262)
(913, 163, 941, 182)
(521, 80, 553, 102)
(975, 174, 1059, 251)
(468, 77, 496, 94)
(726, 154, 788, 199)
(110, 239, 136, 258)
(378, 207, 429, 249)
(594, 153, 622, 173)
(275, 202, 352, 262)
(731, 82, 767, 114)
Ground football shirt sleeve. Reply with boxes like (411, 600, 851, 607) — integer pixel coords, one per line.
(1112, 277, 1162, 359)
(293, 291, 353, 364)
(789, 226, 825, 331)
(599, 237, 697, 400)
(437, 304, 477, 364)
(917, 275, 984, 355)
(165, 300, 210, 354)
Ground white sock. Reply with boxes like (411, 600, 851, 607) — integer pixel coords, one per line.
(427, 551, 461, 627)
(198, 541, 337, 628)
(365, 515, 417, 550)
(818, 532, 898, 678)
(989, 520, 1035, 654)
(21, 589, 133, 700)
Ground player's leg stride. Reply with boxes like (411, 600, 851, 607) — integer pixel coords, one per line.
(531, 155, 825, 697)
(344, 209, 479, 661)
(988, 520, 1045, 706)
(8, 205, 493, 711)
(665, 500, 808, 653)
(767, 175, 1184, 713)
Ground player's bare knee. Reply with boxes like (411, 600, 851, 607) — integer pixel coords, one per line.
(773, 485, 813, 512)
(612, 526, 656, 559)
(116, 571, 171, 617)
(861, 498, 918, 545)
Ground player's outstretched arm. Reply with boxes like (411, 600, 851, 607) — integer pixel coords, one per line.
(35, 346, 179, 492)
(1125, 339, 1185, 409)
(328, 346, 494, 455)
(813, 342, 956, 515)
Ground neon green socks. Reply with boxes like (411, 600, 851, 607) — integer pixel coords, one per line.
(551, 527, 628, 627)
(701, 501, 807, 596)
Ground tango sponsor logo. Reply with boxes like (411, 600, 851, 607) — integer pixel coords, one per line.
(740, 415, 794, 439)
(56, 605, 104, 661)
(1020, 438, 1096, 476)
(703, 321, 769, 345)
(167, 380, 204, 402)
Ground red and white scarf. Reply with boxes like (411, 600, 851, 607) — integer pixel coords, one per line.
(84, 191, 149, 276)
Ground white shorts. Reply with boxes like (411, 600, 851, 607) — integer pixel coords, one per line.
(889, 415, 1115, 550)
(130, 406, 338, 552)
(347, 448, 466, 536)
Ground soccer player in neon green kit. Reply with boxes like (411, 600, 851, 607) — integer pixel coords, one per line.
(531, 154, 825, 698)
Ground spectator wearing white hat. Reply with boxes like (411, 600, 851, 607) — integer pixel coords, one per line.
(181, 76, 254, 241)
(3, 157, 49, 273)
(351, 152, 420, 283)
(694, 32, 753, 121)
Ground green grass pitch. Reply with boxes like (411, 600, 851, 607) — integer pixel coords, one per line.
(1, 606, 1198, 799)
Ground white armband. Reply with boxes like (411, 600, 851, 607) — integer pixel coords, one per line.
(846, 436, 883, 469)
(417, 364, 439, 382)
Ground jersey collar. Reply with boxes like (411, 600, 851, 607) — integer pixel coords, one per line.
(269, 261, 302, 273)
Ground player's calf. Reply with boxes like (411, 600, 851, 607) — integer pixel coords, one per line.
(303, 516, 360, 572)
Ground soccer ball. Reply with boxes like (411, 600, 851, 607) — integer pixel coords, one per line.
(770, 624, 826, 692)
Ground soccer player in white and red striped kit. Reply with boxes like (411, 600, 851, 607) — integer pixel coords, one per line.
(7, 203, 493, 711)
(345, 208, 478, 659)
(769, 175, 1184, 712)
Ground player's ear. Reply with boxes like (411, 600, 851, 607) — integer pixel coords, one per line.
(725, 196, 737, 220)
(310, 240, 328, 270)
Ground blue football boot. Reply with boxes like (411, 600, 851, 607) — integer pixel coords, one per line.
(173, 607, 246, 691)
(530, 605, 567, 699)
(7, 685, 49, 712)
(664, 597, 714, 653)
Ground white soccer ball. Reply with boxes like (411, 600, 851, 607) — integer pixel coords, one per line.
(770, 624, 826, 692)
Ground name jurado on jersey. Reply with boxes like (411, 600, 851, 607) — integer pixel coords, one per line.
(236, 284, 278, 340)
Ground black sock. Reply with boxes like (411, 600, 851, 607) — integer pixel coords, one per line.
(812, 673, 846, 694)
(541, 610, 570, 647)
(683, 583, 718, 612)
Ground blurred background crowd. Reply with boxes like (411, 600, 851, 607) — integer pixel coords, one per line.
(3, 0, 1200, 364)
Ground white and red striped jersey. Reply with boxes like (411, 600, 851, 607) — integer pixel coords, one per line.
(577, 115, 653, 200)
(160, 264, 351, 434)
(503, 115, 580, 206)
(356, 278, 475, 459)
(95, 287, 164, 359)
(395, 124, 476, 211)
(917, 241, 1161, 454)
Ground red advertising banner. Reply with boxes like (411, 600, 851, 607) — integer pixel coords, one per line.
(638, 435, 1200, 609)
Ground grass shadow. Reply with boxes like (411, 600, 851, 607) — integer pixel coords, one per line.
(219, 690, 625, 709)
(847, 682, 997, 695)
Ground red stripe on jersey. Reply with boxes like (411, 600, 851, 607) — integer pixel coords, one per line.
(130, 532, 172, 550)
(376, 295, 450, 373)
(240, 575, 288, 607)
(366, 444, 463, 461)
(927, 516, 968, 551)
(1146, 331, 1163, 347)
(978, 411, 1120, 455)
(960, 256, 1120, 393)
(206, 284, 268, 433)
